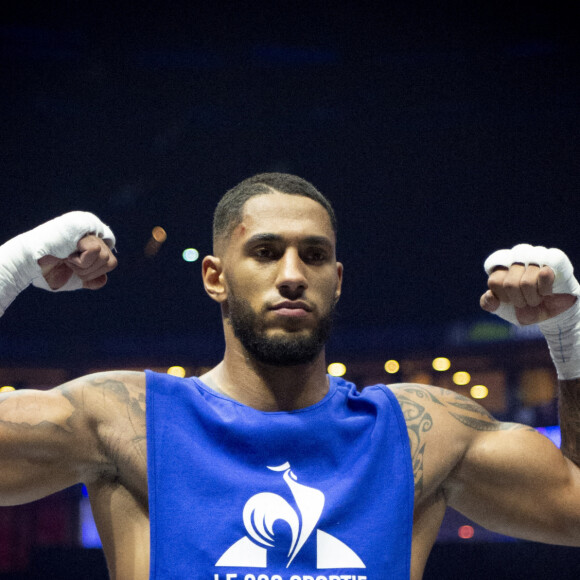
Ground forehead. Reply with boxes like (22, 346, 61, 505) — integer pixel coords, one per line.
(235, 193, 335, 242)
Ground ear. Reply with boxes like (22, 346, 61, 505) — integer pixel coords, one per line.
(334, 262, 344, 303)
(202, 255, 227, 303)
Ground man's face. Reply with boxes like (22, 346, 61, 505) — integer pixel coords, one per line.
(218, 192, 343, 366)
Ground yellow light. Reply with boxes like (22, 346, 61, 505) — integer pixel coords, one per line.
(384, 360, 400, 374)
(152, 227, 167, 243)
(470, 385, 489, 399)
(453, 371, 471, 386)
(0, 386, 15, 393)
(167, 366, 186, 378)
(327, 362, 347, 377)
(432, 357, 451, 372)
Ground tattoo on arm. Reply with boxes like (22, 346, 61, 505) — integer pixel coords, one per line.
(396, 395, 433, 495)
(89, 375, 146, 418)
(395, 384, 534, 497)
(559, 378, 580, 466)
(448, 412, 532, 432)
(399, 386, 445, 406)
(87, 374, 146, 443)
(447, 399, 494, 419)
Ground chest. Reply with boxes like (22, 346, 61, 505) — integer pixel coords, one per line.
(145, 375, 414, 578)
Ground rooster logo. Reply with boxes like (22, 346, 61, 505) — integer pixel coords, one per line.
(215, 462, 365, 569)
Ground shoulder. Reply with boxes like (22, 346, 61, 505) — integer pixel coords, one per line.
(387, 382, 533, 446)
(56, 371, 146, 438)
(390, 382, 496, 426)
(388, 382, 530, 434)
(82, 370, 146, 396)
(64, 371, 148, 484)
(386, 383, 533, 500)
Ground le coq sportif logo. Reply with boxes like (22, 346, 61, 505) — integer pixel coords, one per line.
(215, 462, 366, 570)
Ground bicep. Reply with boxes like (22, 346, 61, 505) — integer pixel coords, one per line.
(446, 426, 580, 545)
(0, 383, 103, 505)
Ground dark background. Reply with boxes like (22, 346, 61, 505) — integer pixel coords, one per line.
(1, 0, 579, 363)
(1, 3, 580, 576)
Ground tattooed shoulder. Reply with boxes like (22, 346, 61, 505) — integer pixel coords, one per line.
(390, 383, 534, 497)
(78, 371, 148, 474)
(75, 371, 147, 420)
(392, 383, 533, 432)
(390, 384, 437, 496)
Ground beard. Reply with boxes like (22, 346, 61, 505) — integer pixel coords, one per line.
(227, 294, 335, 367)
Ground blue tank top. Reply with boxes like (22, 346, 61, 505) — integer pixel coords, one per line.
(146, 371, 413, 579)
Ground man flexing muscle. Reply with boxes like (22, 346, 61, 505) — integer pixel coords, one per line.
(0, 174, 579, 579)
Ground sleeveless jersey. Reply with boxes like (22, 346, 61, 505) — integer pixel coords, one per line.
(146, 371, 414, 580)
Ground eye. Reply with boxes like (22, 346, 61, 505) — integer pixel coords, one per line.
(253, 246, 277, 260)
(303, 248, 328, 264)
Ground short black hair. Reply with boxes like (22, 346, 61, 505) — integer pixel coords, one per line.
(213, 173, 337, 251)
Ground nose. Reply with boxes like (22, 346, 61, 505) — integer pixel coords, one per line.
(276, 248, 308, 297)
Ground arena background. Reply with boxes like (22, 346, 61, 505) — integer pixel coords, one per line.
(0, 1, 579, 577)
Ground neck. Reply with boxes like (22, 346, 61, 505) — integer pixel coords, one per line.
(201, 345, 330, 412)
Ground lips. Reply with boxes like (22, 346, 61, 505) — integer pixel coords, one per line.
(270, 301, 312, 312)
(269, 301, 312, 318)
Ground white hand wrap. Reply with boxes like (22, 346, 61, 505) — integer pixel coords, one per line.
(484, 243, 580, 380)
(0, 212, 115, 316)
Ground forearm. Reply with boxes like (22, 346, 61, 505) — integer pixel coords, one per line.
(559, 378, 580, 466)
(0, 235, 39, 316)
(541, 301, 580, 465)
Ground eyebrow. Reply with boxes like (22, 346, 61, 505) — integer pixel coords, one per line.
(244, 233, 333, 248)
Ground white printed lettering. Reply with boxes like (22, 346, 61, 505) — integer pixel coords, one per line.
(238, 575, 287, 580)
(285, 575, 369, 580)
